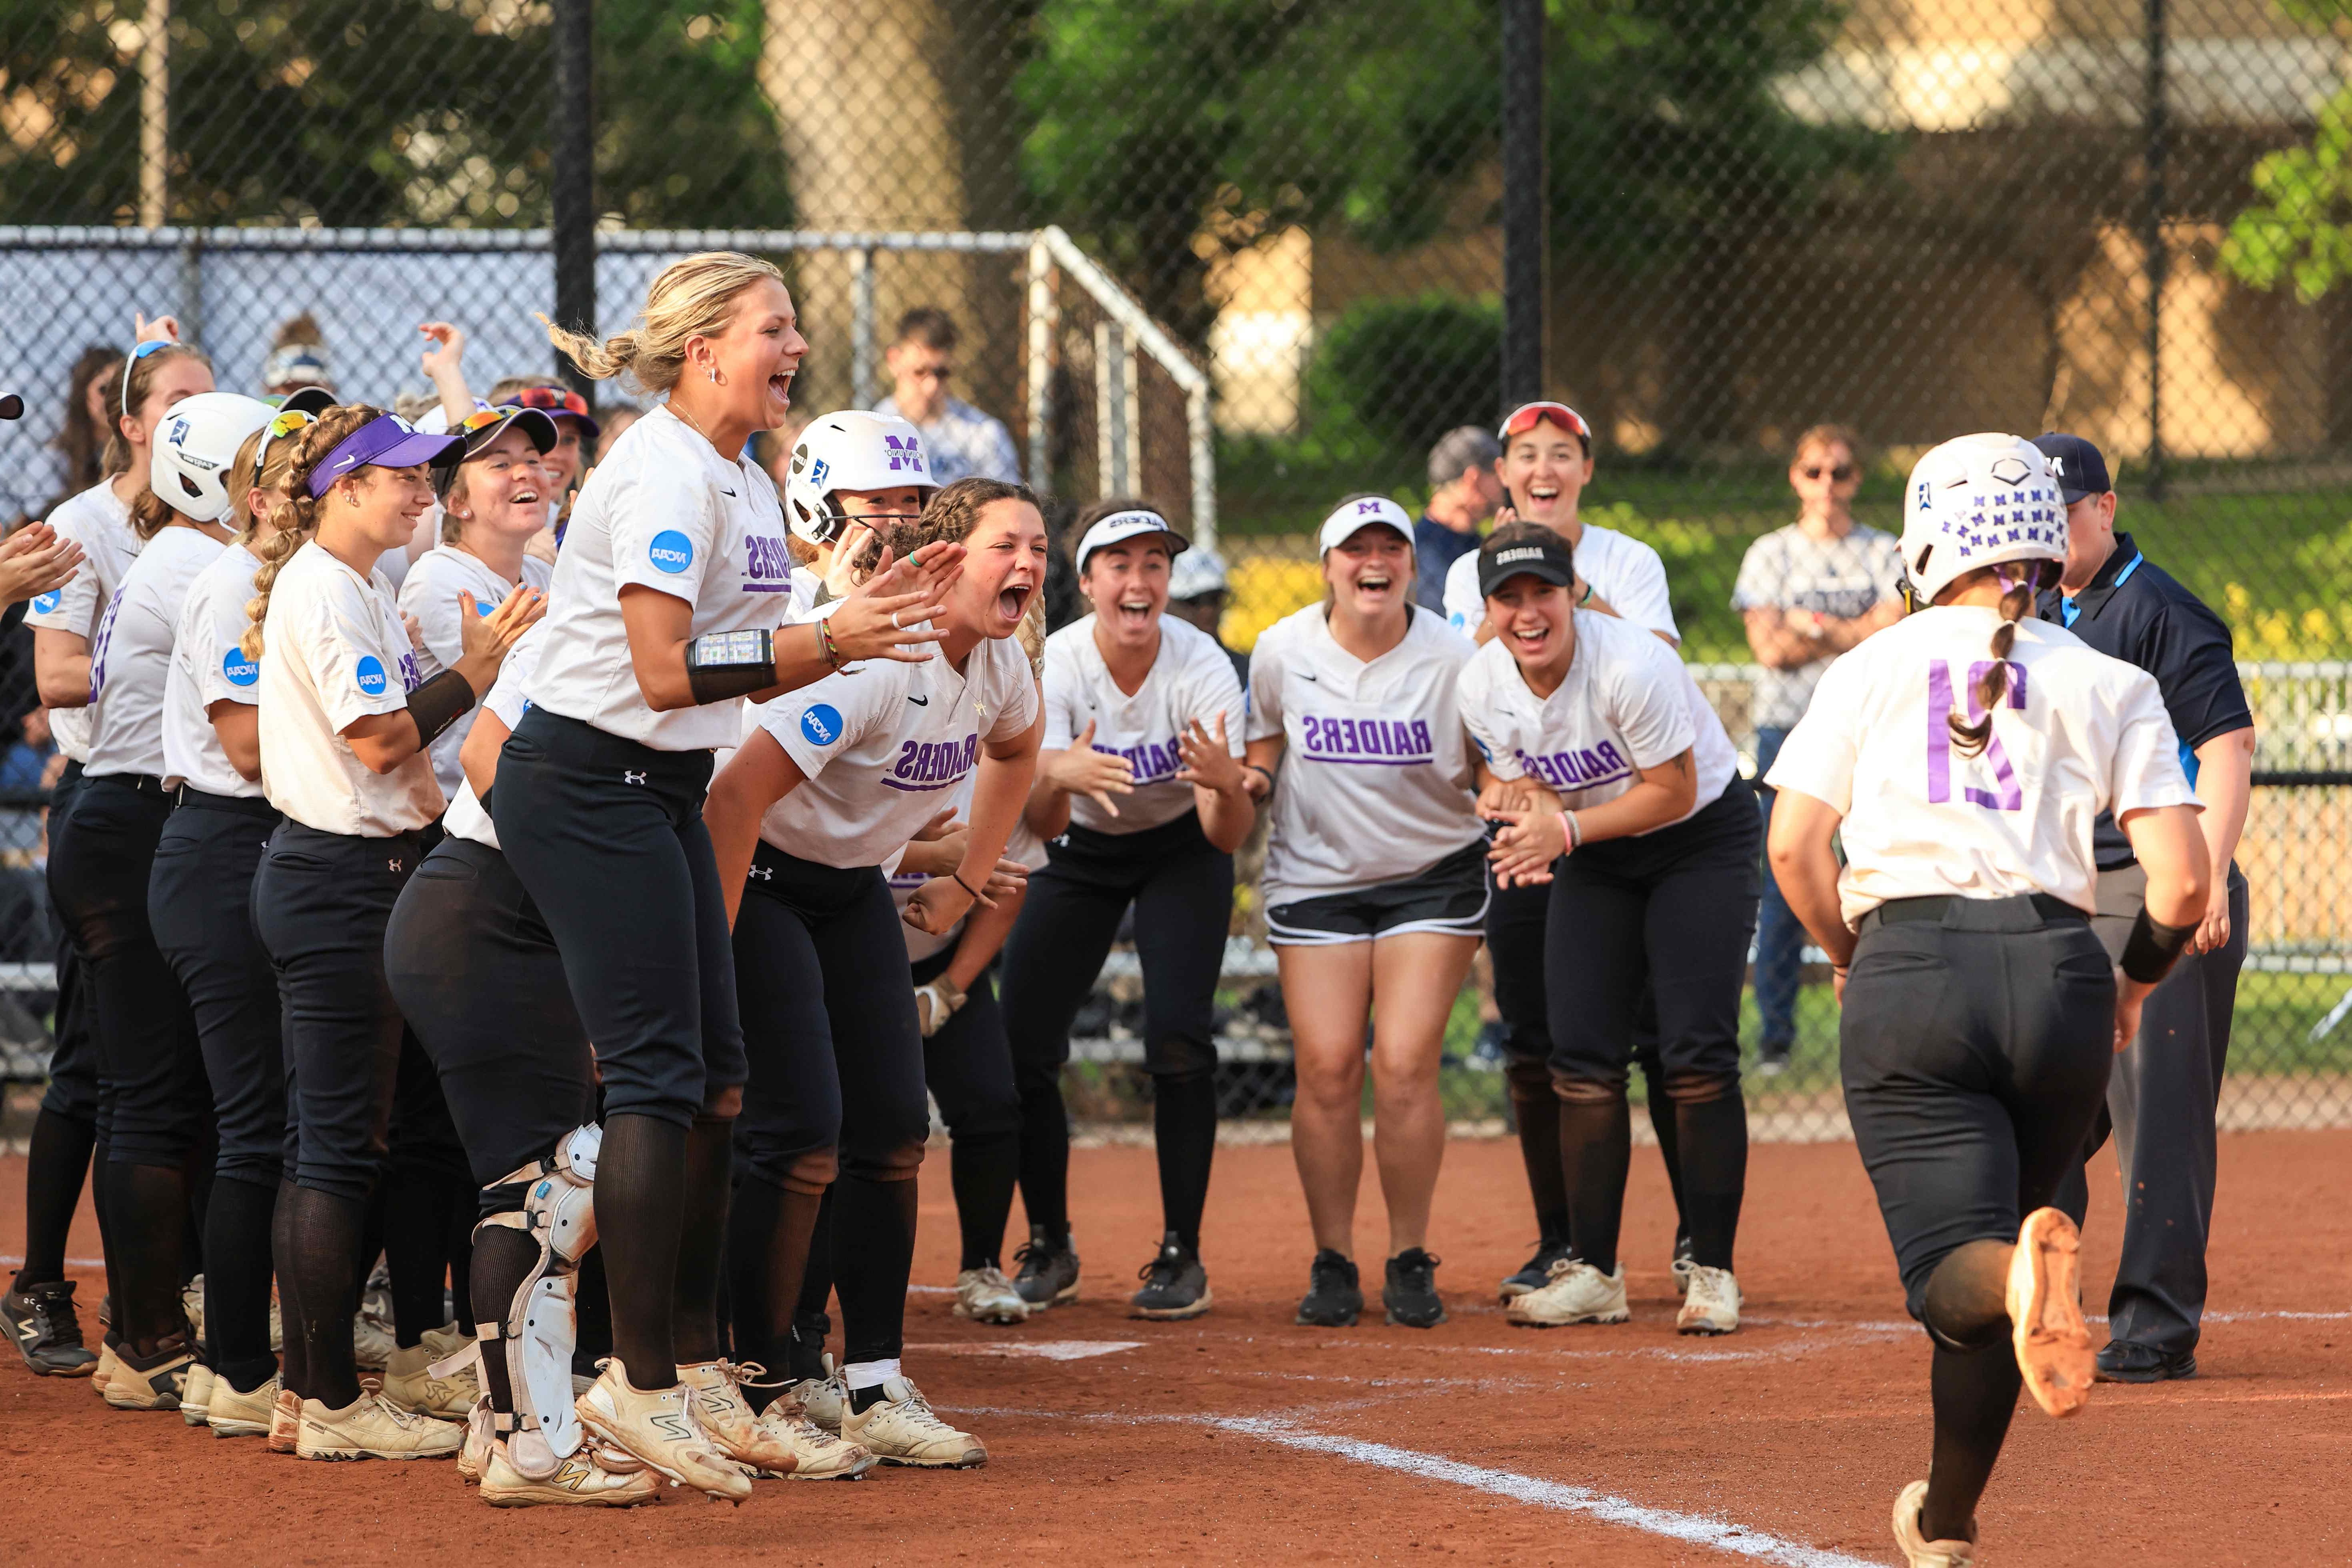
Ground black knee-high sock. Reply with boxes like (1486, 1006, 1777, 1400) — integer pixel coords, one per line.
(835, 1174, 919, 1367)
(1506, 1069, 1570, 1248)
(672, 1116, 732, 1368)
(1922, 1342, 2022, 1542)
(467, 1223, 541, 1419)
(788, 1190, 835, 1382)
(272, 1179, 307, 1397)
(282, 1184, 366, 1408)
(358, 1181, 389, 1290)
(204, 1175, 280, 1392)
(952, 1134, 1020, 1271)
(725, 1174, 825, 1412)
(92, 1148, 126, 1330)
(1151, 1071, 1217, 1254)
(594, 1113, 686, 1390)
(442, 1176, 475, 1333)
(381, 1179, 446, 1348)
(1639, 1057, 1688, 1233)
(183, 1124, 216, 1286)
(1671, 1095, 1747, 1271)
(111, 1163, 190, 1352)
(1555, 1094, 1632, 1277)
(1017, 1076, 1072, 1242)
(572, 1247, 612, 1377)
(14, 1108, 94, 1288)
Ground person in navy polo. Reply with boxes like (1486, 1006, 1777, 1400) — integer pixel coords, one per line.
(2032, 431, 2256, 1383)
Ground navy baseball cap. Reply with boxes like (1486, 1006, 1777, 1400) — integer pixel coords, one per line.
(2032, 433, 2112, 504)
(1477, 530, 1576, 599)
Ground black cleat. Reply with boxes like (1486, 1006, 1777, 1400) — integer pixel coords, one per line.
(1499, 1237, 1574, 1300)
(1383, 1248, 1447, 1328)
(3, 1278, 99, 1376)
(1012, 1226, 1080, 1308)
(2094, 1341, 2197, 1382)
(1294, 1250, 1363, 1327)
(1129, 1233, 1213, 1321)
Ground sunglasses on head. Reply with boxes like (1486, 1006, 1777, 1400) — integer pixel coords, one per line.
(1802, 464, 1856, 482)
(460, 406, 518, 433)
(1500, 401, 1591, 442)
(514, 385, 590, 420)
(253, 408, 317, 479)
(120, 338, 176, 419)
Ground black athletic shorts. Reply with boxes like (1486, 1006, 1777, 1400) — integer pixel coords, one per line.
(1264, 839, 1490, 947)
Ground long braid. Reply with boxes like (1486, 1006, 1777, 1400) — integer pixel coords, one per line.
(241, 404, 379, 659)
(1948, 576, 2034, 758)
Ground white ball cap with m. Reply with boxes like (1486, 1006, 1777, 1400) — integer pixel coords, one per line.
(1317, 494, 1413, 554)
(1900, 432, 2069, 606)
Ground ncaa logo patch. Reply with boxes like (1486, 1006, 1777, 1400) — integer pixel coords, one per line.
(222, 646, 258, 687)
(800, 703, 844, 746)
(648, 529, 694, 574)
(355, 655, 388, 697)
(474, 597, 494, 617)
(30, 590, 60, 614)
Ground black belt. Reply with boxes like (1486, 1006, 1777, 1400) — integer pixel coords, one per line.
(1858, 892, 2087, 934)
(174, 784, 280, 821)
(86, 771, 170, 795)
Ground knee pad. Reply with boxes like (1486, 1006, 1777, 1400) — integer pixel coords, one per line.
(453, 1123, 599, 1480)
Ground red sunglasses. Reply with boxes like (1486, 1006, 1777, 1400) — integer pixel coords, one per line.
(1498, 401, 1591, 442)
(514, 385, 591, 420)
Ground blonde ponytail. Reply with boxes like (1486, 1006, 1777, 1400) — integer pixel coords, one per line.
(539, 250, 784, 396)
(242, 404, 379, 659)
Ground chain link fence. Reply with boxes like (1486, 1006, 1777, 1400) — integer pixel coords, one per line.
(6, 0, 2352, 1138)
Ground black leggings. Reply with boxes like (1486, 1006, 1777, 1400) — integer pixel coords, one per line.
(1541, 784, 1758, 1276)
(918, 950, 1021, 1270)
(732, 844, 929, 1370)
(999, 812, 1229, 1248)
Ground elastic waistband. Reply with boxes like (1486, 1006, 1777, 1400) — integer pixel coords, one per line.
(1858, 892, 2086, 934)
(1059, 809, 1216, 859)
(272, 820, 423, 856)
(174, 785, 279, 822)
(512, 706, 716, 787)
(84, 771, 170, 796)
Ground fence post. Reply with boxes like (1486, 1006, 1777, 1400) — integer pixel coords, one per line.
(1025, 234, 1054, 488)
(850, 247, 877, 410)
(1500, 0, 1547, 410)
(1096, 320, 1131, 496)
(552, 0, 597, 400)
(2142, 0, 2167, 502)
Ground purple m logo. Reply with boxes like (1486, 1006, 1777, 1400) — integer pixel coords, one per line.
(884, 434, 926, 473)
(1357, 500, 1384, 515)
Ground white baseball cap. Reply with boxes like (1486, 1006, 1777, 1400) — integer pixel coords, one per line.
(1316, 494, 1413, 554)
(1075, 508, 1189, 572)
(1168, 545, 1229, 600)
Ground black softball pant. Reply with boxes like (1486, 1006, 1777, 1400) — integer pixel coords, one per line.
(494, 708, 744, 1123)
(38, 760, 98, 1124)
(999, 812, 1230, 1243)
(1840, 895, 2115, 1327)
(733, 844, 930, 1367)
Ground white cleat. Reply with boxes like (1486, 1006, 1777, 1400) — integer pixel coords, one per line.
(480, 1436, 664, 1508)
(952, 1266, 1031, 1326)
(1504, 1258, 1630, 1326)
(295, 1392, 462, 1460)
(678, 1360, 800, 1477)
(1891, 1479, 1978, 1566)
(754, 1395, 875, 1480)
(840, 1376, 987, 1468)
(2009, 1207, 2094, 1418)
(352, 1313, 397, 1372)
(180, 1362, 217, 1426)
(786, 1354, 846, 1434)
(381, 1342, 480, 1418)
(1676, 1265, 1742, 1336)
(206, 1372, 279, 1439)
(573, 1360, 750, 1502)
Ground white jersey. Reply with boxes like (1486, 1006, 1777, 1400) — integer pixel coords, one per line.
(397, 544, 555, 800)
(1040, 614, 1246, 835)
(1444, 518, 1678, 642)
(443, 624, 546, 852)
(163, 540, 267, 799)
(1246, 604, 1480, 906)
(889, 772, 1052, 964)
(85, 526, 222, 781)
(529, 404, 795, 751)
(24, 480, 143, 764)
(748, 634, 1040, 870)
(1458, 610, 1737, 830)
(1764, 606, 2198, 930)
(257, 541, 442, 836)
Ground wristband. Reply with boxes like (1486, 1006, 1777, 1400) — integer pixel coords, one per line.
(685, 628, 776, 705)
(952, 872, 982, 900)
(405, 669, 477, 746)
(2118, 904, 2194, 985)
(1578, 582, 1594, 607)
(1559, 809, 1582, 850)
(1246, 762, 1275, 788)
(819, 619, 842, 669)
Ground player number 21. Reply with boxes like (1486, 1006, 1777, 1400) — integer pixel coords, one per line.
(1926, 658, 2025, 811)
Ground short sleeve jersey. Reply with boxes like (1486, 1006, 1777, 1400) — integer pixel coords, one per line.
(748, 633, 1040, 870)
(528, 404, 796, 751)
(1246, 604, 1480, 906)
(86, 526, 222, 781)
(1458, 609, 1738, 828)
(24, 481, 143, 764)
(163, 540, 266, 799)
(444, 623, 546, 852)
(1764, 605, 2198, 929)
(889, 770, 1053, 964)
(257, 541, 442, 836)
(1444, 520, 1678, 642)
(1729, 523, 1904, 730)
(397, 544, 555, 800)
(1040, 613, 1246, 835)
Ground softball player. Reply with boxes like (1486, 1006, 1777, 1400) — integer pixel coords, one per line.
(1765, 433, 2209, 1567)
(496, 254, 952, 1499)
(1461, 525, 1758, 1335)
(53, 390, 274, 1410)
(998, 500, 1251, 1319)
(245, 403, 538, 1461)
(704, 474, 1045, 1470)
(1245, 495, 1484, 1329)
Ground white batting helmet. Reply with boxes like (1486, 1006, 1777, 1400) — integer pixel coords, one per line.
(149, 392, 276, 524)
(783, 411, 937, 546)
(1899, 433, 2069, 608)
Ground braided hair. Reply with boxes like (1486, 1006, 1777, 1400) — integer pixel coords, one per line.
(241, 404, 380, 660)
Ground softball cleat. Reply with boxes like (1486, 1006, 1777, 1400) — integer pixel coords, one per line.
(2008, 1207, 2094, 1418)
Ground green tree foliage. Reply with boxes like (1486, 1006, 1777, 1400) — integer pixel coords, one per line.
(2222, 76, 2352, 304)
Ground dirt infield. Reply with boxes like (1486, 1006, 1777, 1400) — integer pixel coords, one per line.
(3, 1130, 2346, 1566)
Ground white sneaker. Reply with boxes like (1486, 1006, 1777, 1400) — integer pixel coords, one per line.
(296, 1392, 462, 1460)
(786, 1354, 846, 1434)
(754, 1395, 875, 1480)
(1676, 1265, 1741, 1336)
(678, 1360, 798, 1477)
(952, 1266, 1031, 1326)
(481, 1436, 664, 1508)
(182, 1276, 206, 1347)
(1891, 1479, 1978, 1566)
(381, 1341, 480, 1418)
(206, 1372, 279, 1439)
(572, 1360, 751, 1502)
(839, 1375, 987, 1468)
(457, 1395, 492, 1483)
(180, 1362, 218, 1426)
(1505, 1258, 1630, 1326)
(352, 1313, 397, 1371)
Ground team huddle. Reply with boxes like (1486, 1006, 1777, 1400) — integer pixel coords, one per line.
(0, 250, 2245, 1566)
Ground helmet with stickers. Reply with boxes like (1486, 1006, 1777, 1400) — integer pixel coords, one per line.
(1898, 432, 2068, 608)
(783, 410, 937, 547)
(148, 392, 277, 524)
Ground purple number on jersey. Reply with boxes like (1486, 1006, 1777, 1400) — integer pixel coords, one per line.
(1926, 658, 2027, 810)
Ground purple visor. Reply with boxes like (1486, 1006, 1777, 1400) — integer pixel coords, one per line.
(306, 414, 466, 498)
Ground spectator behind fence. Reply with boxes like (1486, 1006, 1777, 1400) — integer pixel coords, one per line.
(1166, 544, 1248, 687)
(1729, 423, 1903, 1074)
(876, 307, 1022, 484)
(1414, 426, 1502, 612)
(261, 312, 335, 400)
(20, 347, 127, 524)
